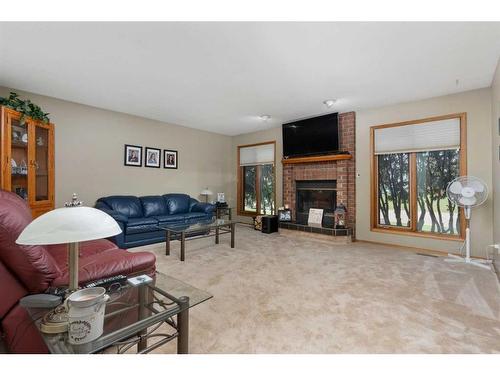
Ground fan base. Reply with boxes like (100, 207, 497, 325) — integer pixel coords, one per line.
(445, 253, 492, 270)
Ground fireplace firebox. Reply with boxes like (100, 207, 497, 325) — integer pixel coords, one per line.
(295, 180, 337, 227)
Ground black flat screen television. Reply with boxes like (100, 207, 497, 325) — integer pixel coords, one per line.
(282, 113, 339, 158)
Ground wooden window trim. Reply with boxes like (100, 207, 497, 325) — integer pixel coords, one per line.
(237, 141, 276, 216)
(370, 113, 467, 242)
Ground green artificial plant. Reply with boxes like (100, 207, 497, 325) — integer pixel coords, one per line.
(0, 92, 50, 124)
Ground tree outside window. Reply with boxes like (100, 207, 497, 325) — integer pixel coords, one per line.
(372, 113, 465, 239)
(377, 150, 460, 235)
(238, 142, 276, 216)
(416, 150, 460, 235)
(377, 153, 410, 227)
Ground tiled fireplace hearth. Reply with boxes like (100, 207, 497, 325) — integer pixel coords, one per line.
(282, 112, 356, 238)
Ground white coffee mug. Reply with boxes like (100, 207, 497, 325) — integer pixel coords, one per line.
(66, 287, 110, 345)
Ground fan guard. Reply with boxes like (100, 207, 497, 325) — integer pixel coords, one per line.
(446, 176, 488, 208)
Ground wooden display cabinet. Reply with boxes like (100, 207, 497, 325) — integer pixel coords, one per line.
(1, 106, 54, 217)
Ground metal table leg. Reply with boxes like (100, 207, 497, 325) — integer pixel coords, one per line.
(215, 226, 220, 244)
(180, 231, 186, 261)
(166, 230, 171, 256)
(230, 223, 235, 248)
(177, 296, 190, 354)
(137, 284, 150, 352)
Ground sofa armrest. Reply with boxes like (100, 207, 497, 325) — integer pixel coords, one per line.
(96, 207, 129, 223)
(191, 202, 215, 215)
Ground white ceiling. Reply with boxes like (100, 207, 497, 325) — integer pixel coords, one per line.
(1, 22, 500, 136)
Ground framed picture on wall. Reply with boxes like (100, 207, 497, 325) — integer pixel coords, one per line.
(145, 147, 161, 168)
(164, 149, 178, 169)
(124, 144, 142, 167)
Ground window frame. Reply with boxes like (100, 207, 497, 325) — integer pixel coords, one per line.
(370, 113, 467, 241)
(237, 141, 276, 216)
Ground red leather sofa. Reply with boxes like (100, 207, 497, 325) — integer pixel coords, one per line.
(0, 190, 156, 353)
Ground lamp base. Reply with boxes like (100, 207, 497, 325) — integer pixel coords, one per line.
(40, 305, 68, 334)
(68, 242, 80, 292)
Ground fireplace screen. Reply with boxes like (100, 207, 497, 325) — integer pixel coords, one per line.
(296, 180, 337, 226)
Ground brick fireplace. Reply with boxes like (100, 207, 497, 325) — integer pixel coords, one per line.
(282, 112, 356, 238)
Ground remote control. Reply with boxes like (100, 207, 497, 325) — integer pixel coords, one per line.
(127, 275, 153, 287)
(20, 294, 62, 308)
(85, 275, 127, 289)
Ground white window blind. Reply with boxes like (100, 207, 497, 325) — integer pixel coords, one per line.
(374, 118, 461, 155)
(239, 143, 275, 166)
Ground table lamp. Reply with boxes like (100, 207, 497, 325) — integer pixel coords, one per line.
(16, 194, 122, 291)
(200, 188, 213, 203)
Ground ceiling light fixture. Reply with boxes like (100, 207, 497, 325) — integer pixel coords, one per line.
(323, 99, 337, 108)
(260, 115, 271, 121)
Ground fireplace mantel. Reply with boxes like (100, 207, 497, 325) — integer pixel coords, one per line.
(281, 153, 352, 165)
(282, 111, 356, 238)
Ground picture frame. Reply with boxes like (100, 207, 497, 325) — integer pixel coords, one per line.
(163, 149, 178, 169)
(124, 144, 142, 167)
(145, 147, 161, 168)
(278, 209, 292, 222)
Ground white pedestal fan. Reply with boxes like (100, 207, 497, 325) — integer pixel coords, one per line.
(445, 176, 491, 270)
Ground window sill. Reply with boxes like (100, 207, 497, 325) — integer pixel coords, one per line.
(238, 211, 259, 217)
(371, 227, 464, 242)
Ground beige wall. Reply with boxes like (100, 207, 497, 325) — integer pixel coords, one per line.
(233, 89, 493, 256)
(357, 88, 493, 256)
(491, 59, 500, 243)
(0, 87, 233, 208)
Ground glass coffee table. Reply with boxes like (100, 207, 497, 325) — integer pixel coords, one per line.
(25, 272, 212, 354)
(158, 219, 236, 261)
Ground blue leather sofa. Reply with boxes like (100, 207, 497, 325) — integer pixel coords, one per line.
(95, 194, 215, 248)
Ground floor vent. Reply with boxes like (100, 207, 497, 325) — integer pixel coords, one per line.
(416, 253, 439, 258)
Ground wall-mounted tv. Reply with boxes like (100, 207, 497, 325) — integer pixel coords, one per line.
(282, 113, 339, 158)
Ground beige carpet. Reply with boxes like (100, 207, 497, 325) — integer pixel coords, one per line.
(129, 225, 500, 353)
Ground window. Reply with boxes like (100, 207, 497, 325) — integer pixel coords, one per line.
(238, 142, 276, 216)
(371, 114, 466, 240)
(243, 166, 257, 212)
(377, 153, 410, 227)
(416, 150, 461, 235)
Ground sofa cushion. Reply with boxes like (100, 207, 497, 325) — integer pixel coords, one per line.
(163, 194, 191, 215)
(126, 217, 159, 235)
(47, 239, 119, 268)
(97, 196, 144, 218)
(140, 196, 167, 217)
(153, 213, 189, 223)
(1, 305, 49, 353)
(191, 202, 215, 215)
(52, 249, 156, 287)
(184, 212, 209, 220)
(0, 190, 61, 293)
(94, 205, 129, 223)
(0, 261, 27, 320)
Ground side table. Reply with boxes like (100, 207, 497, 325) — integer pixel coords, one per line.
(24, 272, 212, 354)
(215, 206, 232, 220)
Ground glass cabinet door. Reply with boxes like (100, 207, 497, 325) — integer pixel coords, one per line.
(8, 113, 29, 201)
(31, 122, 51, 203)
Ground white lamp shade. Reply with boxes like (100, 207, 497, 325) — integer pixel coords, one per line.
(16, 207, 122, 245)
(200, 189, 213, 196)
